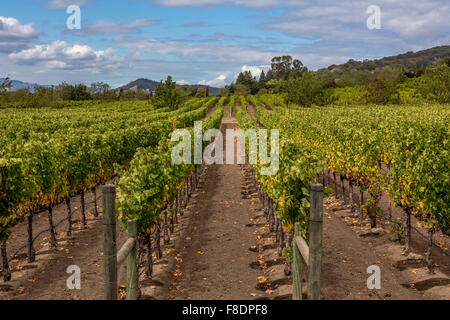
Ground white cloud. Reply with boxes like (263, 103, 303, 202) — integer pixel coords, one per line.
(43, 0, 92, 9)
(177, 79, 189, 85)
(8, 40, 124, 73)
(114, 36, 283, 64)
(261, 0, 450, 53)
(74, 19, 158, 35)
(241, 65, 270, 78)
(198, 74, 227, 87)
(0, 16, 41, 53)
(153, 0, 299, 8)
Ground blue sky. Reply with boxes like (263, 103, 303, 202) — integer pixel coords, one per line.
(1, 0, 449, 87)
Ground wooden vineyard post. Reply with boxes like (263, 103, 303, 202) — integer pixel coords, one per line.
(308, 184, 323, 300)
(145, 232, 153, 278)
(48, 206, 57, 249)
(327, 169, 332, 188)
(403, 207, 411, 254)
(349, 180, 354, 212)
(292, 222, 303, 300)
(426, 228, 435, 274)
(333, 172, 337, 197)
(359, 189, 364, 225)
(27, 209, 36, 262)
(66, 198, 72, 238)
(102, 184, 117, 300)
(126, 220, 138, 300)
(92, 187, 99, 217)
(1, 241, 11, 281)
(81, 190, 87, 229)
(341, 175, 346, 204)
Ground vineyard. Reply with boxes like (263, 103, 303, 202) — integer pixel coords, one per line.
(0, 95, 449, 300)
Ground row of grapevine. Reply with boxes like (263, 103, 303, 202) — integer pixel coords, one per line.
(0, 97, 218, 280)
(115, 104, 224, 275)
(236, 105, 325, 242)
(250, 100, 449, 237)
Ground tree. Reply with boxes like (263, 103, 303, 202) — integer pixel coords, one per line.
(153, 76, 183, 110)
(286, 71, 331, 107)
(259, 70, 267, 83)
(419, 61, 450, 103)
(91, 82, 111, 97)
(217, 87, 230, 97)
(0, 77, 12, 92)
(236, 71, 258, 95)
(195, 88, 207, 98)
(364, 77, 400, 104)
(57, 82, 91, 101)
(270, 56, 307, 80)
(136, 89, 150, 100)
(119, 90, 135, 100)
(234, 83, 249, 96)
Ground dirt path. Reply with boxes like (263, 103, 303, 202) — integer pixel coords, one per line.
(322, 196, 422, 300)
(0, 187, 128, 300)
(165, 108, 267, 300)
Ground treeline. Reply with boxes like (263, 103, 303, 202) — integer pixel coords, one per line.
(220, 55, 450, 106)
(319, 45, 450, 86)
(0, 81, 118, 108)
(0, 77, 211, 108)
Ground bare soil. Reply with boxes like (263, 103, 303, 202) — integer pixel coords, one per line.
(1, 107, 448, 300)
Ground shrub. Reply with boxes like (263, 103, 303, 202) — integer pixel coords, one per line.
(419, 62, 450, 103)
(364, 78, 400, 104)
(285, 72, 331, 107)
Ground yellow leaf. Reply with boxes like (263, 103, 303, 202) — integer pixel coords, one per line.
(258, 276, 268, 283)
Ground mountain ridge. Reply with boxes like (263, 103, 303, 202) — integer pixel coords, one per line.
(318, 45, 450, 74)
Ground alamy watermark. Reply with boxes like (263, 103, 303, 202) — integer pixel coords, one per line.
(66, 265, 81, 290)
(171, 121, 279, 175)
(367, 265, 381, 289)
(366, 5, 381, 30)
(67, 5, 81, 30)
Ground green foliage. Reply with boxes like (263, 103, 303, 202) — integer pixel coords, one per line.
(270, 56, 307, 80)
(364, 78, 400, 104)
(397, 77, 424, 104)
(331, 86, 366, 106)
(22, 87, 63, 108)
(153, 76, 183, 110)
(248, 103, 449, 235)
(57, 82, 92, 101)
(0, 159, 23, 242)
(116, 101, 224, 233)
(195, 88, 207, 98)
(318, 45, 450, 85)
(419, 62, 450, 103)
(0, 98, 215, 241)
(0, 77, 12, 92)
(286, 71, 331, 107)
(236, 104, 326, 239)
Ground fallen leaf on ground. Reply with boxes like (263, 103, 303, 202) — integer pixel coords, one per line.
(258, 276, 268, 283)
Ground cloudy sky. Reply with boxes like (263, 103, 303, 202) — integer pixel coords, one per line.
(1, 0, 449, 88)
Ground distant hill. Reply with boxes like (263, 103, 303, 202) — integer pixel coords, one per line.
(117, 78, 220, 95)
(0, 79, 51, 92)
(319, 45, 450, 75)
(118, 78, 160, 91)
